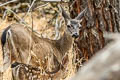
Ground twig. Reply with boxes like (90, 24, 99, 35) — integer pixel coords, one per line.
(0, 0, 18, 7)
(24, 0, 36, 18)
(4, 7, 25, 23)
(70, 0, 77, 8)
(2, 10, 7, 19)
(27, 0, 36, 13)
(31, 14, 34, 32)
(41, 0, 64, 2)
(34, 3, 49, 10)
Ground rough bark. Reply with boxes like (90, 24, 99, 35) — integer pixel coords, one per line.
(70, 0, 119, 65)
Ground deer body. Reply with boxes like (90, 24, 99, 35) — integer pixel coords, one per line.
(1, 6, 87, 79)
(1, 23, 74, 73)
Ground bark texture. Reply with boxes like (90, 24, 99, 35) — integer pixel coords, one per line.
(70, 0, 119, 65)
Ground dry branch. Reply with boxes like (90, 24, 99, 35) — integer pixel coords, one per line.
(0, 0, 18, 7)
(42, 0, 62, 1)
(71, 33, 120, 80)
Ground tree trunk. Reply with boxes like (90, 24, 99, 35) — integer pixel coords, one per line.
(70, 0, 119, 66)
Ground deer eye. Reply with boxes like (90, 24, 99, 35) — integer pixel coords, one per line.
(67, 25, 71, 28)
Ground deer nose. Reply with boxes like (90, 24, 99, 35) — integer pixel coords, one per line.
(72, 33, 79, 38)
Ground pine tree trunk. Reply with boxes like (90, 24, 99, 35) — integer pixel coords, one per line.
(70, 0, 119, 64)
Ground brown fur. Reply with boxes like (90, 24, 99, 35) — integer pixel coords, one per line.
(2, 23, 73, 74)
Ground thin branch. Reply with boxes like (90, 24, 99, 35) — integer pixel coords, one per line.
(34, 3, 49, 10)
(4, 7, 24, 22)
(2, 10, 7, 19)
(23, 0, 36, 19)
(0, 0, 18, 7)
(31, 10, 34, 33)
(41, 0, 64, 2)
(27, 0, 36, 15)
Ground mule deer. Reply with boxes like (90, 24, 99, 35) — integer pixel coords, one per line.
(1, 5, 87, 79)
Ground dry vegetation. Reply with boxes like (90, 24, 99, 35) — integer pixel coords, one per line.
(0, 2, 80, 80)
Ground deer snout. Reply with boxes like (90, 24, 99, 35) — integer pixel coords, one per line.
(72, 33, 79, 38)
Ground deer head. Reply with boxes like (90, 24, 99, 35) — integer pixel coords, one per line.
(60, 6, 87, 38)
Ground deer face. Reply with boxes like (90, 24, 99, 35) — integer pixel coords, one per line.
(60, 6, 87, 38)
(66, 19, 82, 38)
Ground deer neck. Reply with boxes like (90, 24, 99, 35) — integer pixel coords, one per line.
(56, 31, 74, 55)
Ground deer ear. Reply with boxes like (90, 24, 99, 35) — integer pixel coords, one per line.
(59, 5, 70, 22)
(75, 7, 87, 20)
(78, 19, 83, 23)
